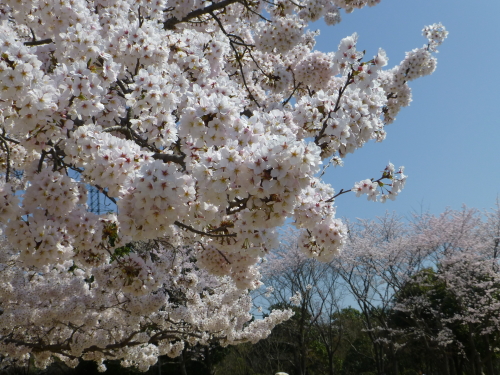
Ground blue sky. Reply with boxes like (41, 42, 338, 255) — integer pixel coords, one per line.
(310, 0, 500, 220)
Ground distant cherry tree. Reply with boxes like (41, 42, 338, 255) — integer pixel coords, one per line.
(333, 207, 500, 375)
(261, 207, 500, 375)
(390, 207, 500, 375)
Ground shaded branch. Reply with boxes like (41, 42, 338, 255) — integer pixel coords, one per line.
(94, 185, 117, 205)
(210, 11, 261, 108)
(314, 71, 353, 145)
(163, 0, 241, 29)
(0, 133, 20, 145)
(196, 241, 232, 266)
(24, 38, 54, 46)
(37, 150, 48, 173)
(174, 221, 237, 238)
(152, 153, 186, 170)
(226, 196, 250, 214)
(0, 136, 11, 182)
(283, 81, 301, 106)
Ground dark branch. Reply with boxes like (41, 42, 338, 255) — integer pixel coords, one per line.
(163, 0, 241, 29)
(0, 134, 20, 145)
(95, 185, 117, 205)
(226, 196, 250, 214)
(326, 188, 351, 203)
(24, 38, 54, 46)
(240, 109, 253, 118)
(283, 82, 301, 106)
(174, 221, 237, 238)
(152, 153, 186, 170)
(0, 137, 11, 182)
(196, 241, 232, 265)
(314, 71, 353, 145)
(37, 150, 48, 173)
(210, 11, 260, 108)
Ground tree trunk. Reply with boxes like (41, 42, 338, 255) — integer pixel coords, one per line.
(376, 342, 384, 375)
(455, 354, 464, 375)
(327, 348, 335, 375)
(449, 353, 457, 375)
(295, 303, 307, 375)
(204, 346, 215, 375)
(484, 334, 496, 375)
(390, 343, 399, 375)
(393, 359, 400, 375)
(360, 306, 383, 375)
(443, 352, 450, 375)
(179, 350, 188, 375)
(468, 323, 482, 375)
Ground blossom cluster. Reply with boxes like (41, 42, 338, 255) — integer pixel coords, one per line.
(0, 0, 446, 369)
(0, 241, 292, 371)
(353, 163, 407, 202)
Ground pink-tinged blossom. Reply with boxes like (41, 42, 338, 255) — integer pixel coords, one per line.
(0, 0, 446, 369)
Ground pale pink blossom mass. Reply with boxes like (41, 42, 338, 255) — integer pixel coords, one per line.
(0, 0, 446, 370)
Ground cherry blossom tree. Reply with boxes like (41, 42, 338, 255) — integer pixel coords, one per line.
(0, 239, 294, 372)
(260, 228, 345, 375)
(0, 0, 447, 371)
(217, 206, 500, 375)
(390, 207, 500, 375)
(333, 214, 426, 375)
(331, 207, 500, 375)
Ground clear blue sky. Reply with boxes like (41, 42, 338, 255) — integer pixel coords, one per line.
(310, 0, 500, 220)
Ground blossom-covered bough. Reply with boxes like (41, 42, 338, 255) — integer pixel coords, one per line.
(0, 0, 447, 371)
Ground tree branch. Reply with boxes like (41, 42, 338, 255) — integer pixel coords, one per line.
(163, 0, 241, 30)
(326, 188, 352, 203)
(152, 153, 186, 170)
(210, 11, 261, 108)
(0, 136, 11, 182)
(174, 221, 237, 238)
(24, 38, 54, 46)
(314, 71, 353, 146)
(226, 196, 250, 215)
(0, 133, 20, 145)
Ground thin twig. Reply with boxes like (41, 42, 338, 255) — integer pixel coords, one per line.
(210, 11, 261, 108)
(283, 82, 301, 106)
(196, 241, 232, 264)
(326, 188, 352, 203)
(314, 71, 353, 145)
(241, 0, 271, 22)
(0, 137, 11, 182)
(94, 185, 117, 205)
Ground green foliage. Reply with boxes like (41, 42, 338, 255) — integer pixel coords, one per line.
(111, 242, 134, 261)
(341, 336, 376, 375)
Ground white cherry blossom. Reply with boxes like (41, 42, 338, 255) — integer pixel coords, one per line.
(0, 0, 446, 370)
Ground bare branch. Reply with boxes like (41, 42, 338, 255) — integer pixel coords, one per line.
(152, 153, 186, 170)
(0, 136, 11, 182)
(174, 221, 237, 238)
(210, 11, 261, 108)
(163, 0, 241, 30)
(24, 38, 54, 46)
(314, 71, 353, 146)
